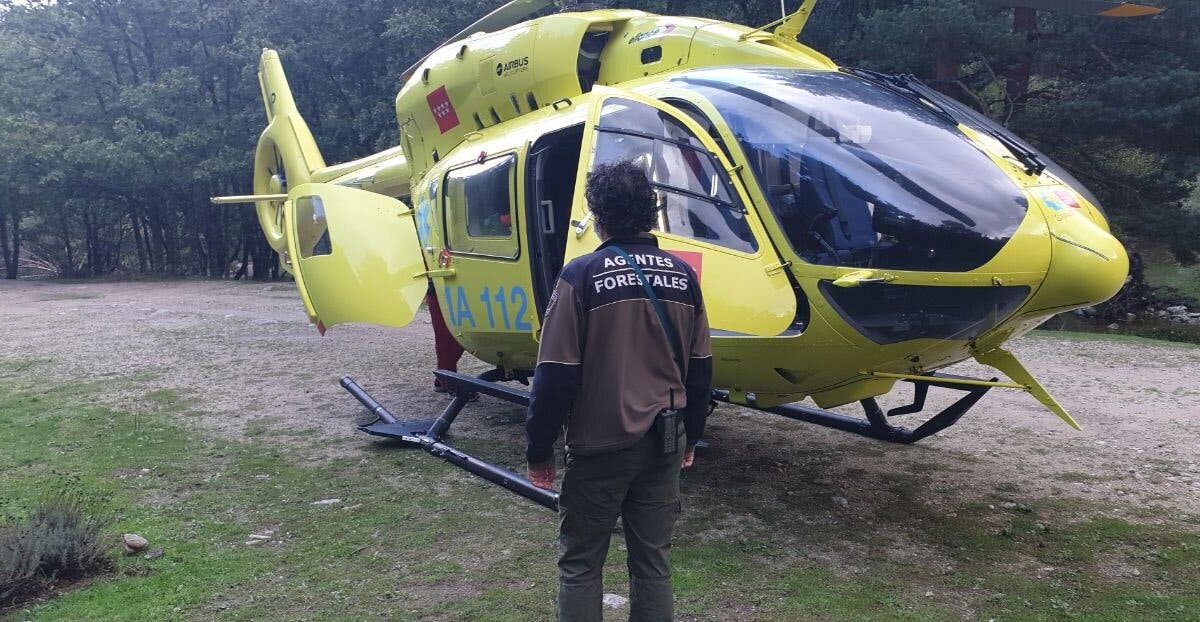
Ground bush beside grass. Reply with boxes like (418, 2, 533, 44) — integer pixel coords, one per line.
(0, 495, 112, 609)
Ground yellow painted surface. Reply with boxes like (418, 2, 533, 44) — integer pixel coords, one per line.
(283, 183, 428, 329)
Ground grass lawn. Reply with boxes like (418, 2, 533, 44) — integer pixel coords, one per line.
(2, 358, 1199, 621)
(1145, 262, 1200, 301)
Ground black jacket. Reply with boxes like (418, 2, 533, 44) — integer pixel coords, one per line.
(525, 234, 713, 464)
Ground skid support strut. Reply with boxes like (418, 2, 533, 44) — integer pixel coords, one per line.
(713, 373, 993, 444)
(341, 371, 558, 511)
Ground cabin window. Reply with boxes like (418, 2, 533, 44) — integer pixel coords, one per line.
(443, 154, 519, 259)
(591, 98, 758, 254)
(294, 196, 332, 258)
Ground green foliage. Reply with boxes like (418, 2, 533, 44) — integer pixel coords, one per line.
(0, 494, 112, 608)
(849, 0, 1022, 77)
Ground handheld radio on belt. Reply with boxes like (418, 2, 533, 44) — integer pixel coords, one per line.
(610, 246, 685, 455)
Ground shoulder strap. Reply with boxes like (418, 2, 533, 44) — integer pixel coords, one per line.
(609, 246, 685, 376)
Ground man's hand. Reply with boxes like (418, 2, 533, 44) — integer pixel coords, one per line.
(528, 462, 555, 489)
(681, 445, 696, 469)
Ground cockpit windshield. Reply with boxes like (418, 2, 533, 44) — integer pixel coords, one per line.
(672, 68, 1029, 272)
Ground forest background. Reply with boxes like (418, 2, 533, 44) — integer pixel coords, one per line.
(0, 0, 1196, 284)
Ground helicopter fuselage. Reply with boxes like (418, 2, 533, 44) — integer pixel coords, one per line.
(265, 8, 1126, 416)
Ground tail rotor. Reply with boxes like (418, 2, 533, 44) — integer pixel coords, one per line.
(252, 50, 326, 256)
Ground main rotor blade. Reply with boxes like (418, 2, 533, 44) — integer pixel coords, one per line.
(983, 0, 1163, 16)
(399, 0, 557, 82)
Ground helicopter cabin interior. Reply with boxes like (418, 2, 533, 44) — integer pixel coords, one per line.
(525, 124, 584, 312)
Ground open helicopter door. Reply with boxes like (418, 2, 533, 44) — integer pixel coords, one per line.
(283, 183, 428, 331)
(563, 91, 799, 338)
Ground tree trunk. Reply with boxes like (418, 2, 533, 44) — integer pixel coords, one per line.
(8, 209, 21, 280)
(0, 204, 12, 279)
(58, 209, 75, 275)
(83, 209, 97, 276)
(131, 209, 148, 272)
(1005, 7, 1037, 108)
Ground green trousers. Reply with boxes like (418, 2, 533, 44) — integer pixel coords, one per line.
(557, 429, 684, 622)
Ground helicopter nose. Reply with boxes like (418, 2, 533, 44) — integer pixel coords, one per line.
(1023, 209, 1129, 314)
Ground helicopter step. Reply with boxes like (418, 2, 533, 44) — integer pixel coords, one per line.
(713, 373, 994, 444)
(341, 372, 559, 511)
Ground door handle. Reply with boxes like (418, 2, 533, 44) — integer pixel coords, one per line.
(570, 211, 593, 238)
(413, 268, 456, 279)
(832, 270, 896, 288)
(764, 260, 791, 276)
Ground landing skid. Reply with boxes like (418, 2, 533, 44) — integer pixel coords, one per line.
(343, 371, 559, 511)
(341, 370, 995, 511)
(713, 373, 994, 444)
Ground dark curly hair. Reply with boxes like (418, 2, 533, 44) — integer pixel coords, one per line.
(584, 160, 658, 238)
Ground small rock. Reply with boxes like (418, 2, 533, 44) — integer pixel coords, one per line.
(1106, 323, 1120, 330)
(1000, 501, 1018, 510)
(1125, 313, 1136, 321)
(832, 496, 849, 508)
(144, 547, 164, 560)
(602, 593, 629, 609)
(1166, 305, 1187, 314)
(247, 534, 271, 541)
(312, 498, 341, 506)
(122, 533, 149, 554)
(924, 591, 934, 597)
(245, 539, 265, 546)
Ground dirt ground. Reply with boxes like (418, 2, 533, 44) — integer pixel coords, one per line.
(2, 278, 1198, 521)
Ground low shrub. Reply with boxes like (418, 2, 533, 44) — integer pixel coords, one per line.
(0, 495, 112, 608)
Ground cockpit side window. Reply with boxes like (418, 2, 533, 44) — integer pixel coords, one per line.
(659, 97, 734, 163)
(591, 98, 758, 254)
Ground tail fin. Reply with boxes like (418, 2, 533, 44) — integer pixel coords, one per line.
(252, 49, 326, 254)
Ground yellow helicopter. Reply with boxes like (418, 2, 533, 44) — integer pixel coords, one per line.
(215, 0, 1160, 507)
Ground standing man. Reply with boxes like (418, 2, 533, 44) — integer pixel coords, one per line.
(525, 161, 713, 621)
